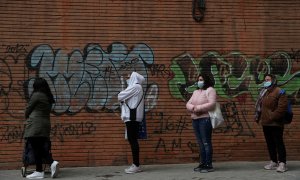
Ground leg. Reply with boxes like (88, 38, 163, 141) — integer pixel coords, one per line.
(25, 137, 46, 179)
(271, 126, 287, 172)
(42, 138, 60, 178)
(27, 137, 47, 172)
(192, 119, 206, 165)
(273, 126, 286, 163)
(263, 126, 278, 163)
(198, 118, 213, 167)
(126, 121, 140, 167)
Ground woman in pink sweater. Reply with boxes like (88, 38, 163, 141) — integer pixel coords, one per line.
(186, 73, 216, 173)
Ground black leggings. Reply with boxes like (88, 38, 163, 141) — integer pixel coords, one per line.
(263, 126, 286, 163)
(27, 137, 53, 172)
(125, 121, 140, 167)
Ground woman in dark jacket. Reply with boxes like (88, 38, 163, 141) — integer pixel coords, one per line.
(255, 74, 288, 173)
(24, 78, 59, 179)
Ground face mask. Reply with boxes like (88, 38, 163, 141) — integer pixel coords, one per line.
(197, 81, 204, 89)
(126, 79, 130, 85)
(263, 81, 272, 88)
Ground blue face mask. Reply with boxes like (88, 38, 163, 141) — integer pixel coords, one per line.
(197, 81, 204, 89)
(263, 81, 272, 88)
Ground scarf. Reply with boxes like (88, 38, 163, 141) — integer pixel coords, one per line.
(254, 88, 268, 121)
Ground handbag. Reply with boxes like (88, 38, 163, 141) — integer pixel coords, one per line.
(125, 95, 143, 121)
(206, 90, 224, 129)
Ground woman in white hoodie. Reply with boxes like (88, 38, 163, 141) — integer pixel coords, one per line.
(118, 72, 145, 174)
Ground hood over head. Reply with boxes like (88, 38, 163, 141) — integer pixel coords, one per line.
(127, 72, 145, 86)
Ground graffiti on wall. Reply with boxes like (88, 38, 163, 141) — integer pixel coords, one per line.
(0, 43, 160, 117)
(169, 51, 300, 138)
(0, 121, 97, 143)
(149, 111, 191, 152)
(25, 43, 159, 114)
(0, 42, 160, 143)
(169, 51, 300, 100)
(0, 44, 29, 118)
(1, 43, 300, 144)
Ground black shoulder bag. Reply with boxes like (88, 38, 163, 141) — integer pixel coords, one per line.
(125, 95, 143, 121)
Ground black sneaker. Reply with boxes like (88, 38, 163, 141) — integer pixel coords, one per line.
(200, 165, 214, 173)
(194, 163, 205, 172)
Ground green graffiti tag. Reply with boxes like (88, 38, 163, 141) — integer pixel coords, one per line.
(169, 51, 300, 102)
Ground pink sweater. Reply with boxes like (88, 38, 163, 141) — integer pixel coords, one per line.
(186, 87, 217, 120)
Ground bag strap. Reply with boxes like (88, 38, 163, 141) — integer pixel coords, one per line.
(205, 89, 209, 100)
(125, 91, 144, 110)
(205, 88, 218, 108)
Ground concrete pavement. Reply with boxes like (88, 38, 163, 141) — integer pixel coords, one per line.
(0, 161, 299, 180)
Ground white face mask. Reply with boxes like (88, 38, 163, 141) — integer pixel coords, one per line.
(126, 79, 130, 85)
(263, 81, 272, 88)
(197, 81, 204, 89)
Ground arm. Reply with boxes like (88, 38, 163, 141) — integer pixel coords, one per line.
(194, 88, 216, 112)
(186, 91, 196, 112)
(271, 91, 288, 121)
(25, 93, 39, 119)
(118, 85, 140, 102)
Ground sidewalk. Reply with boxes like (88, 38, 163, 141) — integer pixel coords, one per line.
(0, 161, 299, 180)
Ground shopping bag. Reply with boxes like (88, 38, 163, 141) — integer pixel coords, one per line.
(205, 90, 224, 129)
(208, 102, 224, 129)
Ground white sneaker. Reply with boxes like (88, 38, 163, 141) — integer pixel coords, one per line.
(26, 171, 44, 179)
(264, 161, 278, 170)
(124, 164, 142, 174)
(50, 161, 59, 178)
(276, 162, 287, 173)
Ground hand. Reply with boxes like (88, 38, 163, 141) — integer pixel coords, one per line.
(192, 106, 196, 113)
(193, 106, 201, 114)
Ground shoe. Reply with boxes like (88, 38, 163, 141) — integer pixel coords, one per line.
(125, 164, 142, 174)
(276, 162, 287, 173)
(200, 165, 214, 173)
(50, 161, 59, 178)
(26, 171, 44, 179)
(264, 161, 278, 170)
(194, 163, 204, 172)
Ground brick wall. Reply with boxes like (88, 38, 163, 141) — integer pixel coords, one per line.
(0, 0, 299, 170)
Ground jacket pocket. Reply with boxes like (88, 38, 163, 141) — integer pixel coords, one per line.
(265, 110, 273, 124)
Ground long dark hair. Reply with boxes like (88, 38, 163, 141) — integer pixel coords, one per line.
(32, 77, 55, 104)
(197, 73, 214, 90)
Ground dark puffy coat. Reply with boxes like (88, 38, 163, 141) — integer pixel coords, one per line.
(24, 92, 52, 138)
(259, 87, 287, 126)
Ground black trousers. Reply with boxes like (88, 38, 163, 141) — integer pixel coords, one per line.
(125, 121, 140, 167)
(27, 137, 53, 172)
(263, 126, 286, 163)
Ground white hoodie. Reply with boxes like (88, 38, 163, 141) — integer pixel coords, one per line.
(118, 72, 145, 122)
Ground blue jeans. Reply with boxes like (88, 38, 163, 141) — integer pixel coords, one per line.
(192, 117, 213, 166)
